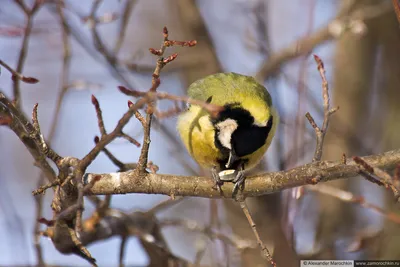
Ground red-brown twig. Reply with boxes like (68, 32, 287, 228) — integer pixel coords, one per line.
(119, 86, 223, 118)
(91, 95, 106, 136)
(0, 59, 39, 84)
(353, 156, 400, 201)
(133, 26, 197, 174)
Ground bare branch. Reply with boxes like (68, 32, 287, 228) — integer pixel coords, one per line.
(119, 86, 223, 118)
(91, 95, 107, 137)
(84, 149, 400, 198)
(255, 0, 392, 81)
(13, 0, 44, 108)
(307, 184, 400, 224)
(354, 156, 400, 201)
(113, 0, 138, 54)
(306, 55, 338, 162)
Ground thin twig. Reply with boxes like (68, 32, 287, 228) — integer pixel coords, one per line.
(13, 0, 44, 108)
(255, 0, 394, 81)
(33, 175, 45, 266)
(239, 201, 276, 267)
(91, 95, 107, 136)
(118, 132, 140, 147)
(306, 55, 338, 162)
(113, 0, 137, 54)
(119, 86, 223, 118)
(353, 156, 400, 201)
(147, 197, 184, 214)
(307, 184, 400, 224)
(160, 218, 256, 251)
(0, 59, 39, 84)
(118, 237, 127, 267)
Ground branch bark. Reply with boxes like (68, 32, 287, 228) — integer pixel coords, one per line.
(84, 149, 400, 198)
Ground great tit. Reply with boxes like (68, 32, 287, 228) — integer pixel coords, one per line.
(177, 72, 278, 194)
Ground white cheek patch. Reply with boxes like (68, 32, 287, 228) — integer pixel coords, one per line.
(216, 119, 238, 149)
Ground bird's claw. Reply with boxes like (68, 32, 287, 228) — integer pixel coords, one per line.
(211, 167, 224, 194)
(232, 170, 245, 199)
(211, 166, 246, 198)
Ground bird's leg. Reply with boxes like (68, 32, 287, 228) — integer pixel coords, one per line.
(232, 163, 246, 198)
(211, 166, 223, 193)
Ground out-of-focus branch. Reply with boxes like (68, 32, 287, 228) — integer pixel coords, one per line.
(0, 59, 39, 84)
(84, 149, 400, 198)
(255, 0, 392, 82)
(39, 203, 212, 267)
(113, 0, 137, 54)
(160, 218, 256, 251)
(176, 0, 222, 85)
(13, 0, 44, 109)
(307, 184, 400, 224)
(392, 0, 400, 24)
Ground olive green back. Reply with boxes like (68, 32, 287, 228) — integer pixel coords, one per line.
(187, 72, 272, 107)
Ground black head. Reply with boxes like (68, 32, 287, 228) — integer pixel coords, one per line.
(211, 103, 273, 170)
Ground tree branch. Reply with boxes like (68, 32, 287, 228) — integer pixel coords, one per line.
(84, 149, 400, 198)
(255, 0, 392, 82)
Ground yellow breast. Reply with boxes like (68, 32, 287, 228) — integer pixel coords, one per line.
(177, 106, 222, 168)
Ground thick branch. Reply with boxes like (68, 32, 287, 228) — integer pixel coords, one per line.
(85, 149, 400, 198)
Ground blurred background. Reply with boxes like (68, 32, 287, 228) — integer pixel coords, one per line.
(0, 0, 399, 266)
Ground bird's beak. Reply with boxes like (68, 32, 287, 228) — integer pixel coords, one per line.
(225, 149, 238, 169)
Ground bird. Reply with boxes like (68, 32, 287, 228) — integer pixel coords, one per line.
(177, 72, 278, 195)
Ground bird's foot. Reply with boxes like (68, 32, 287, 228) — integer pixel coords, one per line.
(232, 169, 246, 199)
(211, 166, 224, 194)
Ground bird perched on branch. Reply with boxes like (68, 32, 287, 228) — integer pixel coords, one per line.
(177, 72, 278, 196)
